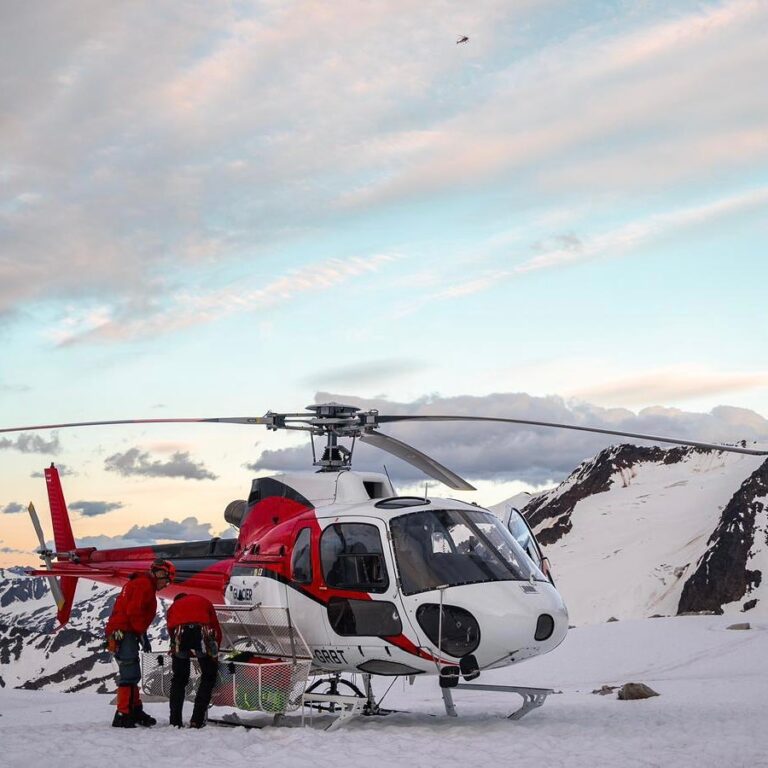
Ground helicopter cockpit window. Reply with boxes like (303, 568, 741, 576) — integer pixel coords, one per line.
(390, 509, 547, 595)
(291, 527, 313, 584)
(321, 523, 389, 593)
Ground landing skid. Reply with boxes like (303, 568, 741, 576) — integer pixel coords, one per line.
(441, 684, 553, 721)
(208, 711, 286, 729)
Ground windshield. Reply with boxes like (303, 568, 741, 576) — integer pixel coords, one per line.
(390, 508, 547, 595)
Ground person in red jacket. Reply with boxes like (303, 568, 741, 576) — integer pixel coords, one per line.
(105, 559, 175, 728)
(167, 592, 222, 728)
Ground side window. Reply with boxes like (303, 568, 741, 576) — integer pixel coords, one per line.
(291, 528, 313, 584)
(507, 508, 541, 568)
(327, 598, 402, 636)
(321, 523, 389, 593)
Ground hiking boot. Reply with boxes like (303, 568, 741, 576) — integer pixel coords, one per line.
(132, 707, 157, 727)
(169, 717, 184, 728)
(188, 720, 206, 729)
(111, 711, 136, 728)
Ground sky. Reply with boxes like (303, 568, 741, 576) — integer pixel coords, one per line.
(2, 0, 768, 566)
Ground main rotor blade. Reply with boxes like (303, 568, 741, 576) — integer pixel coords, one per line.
(359, 430, 476, 491)
(0, 417, 274, 434)
(375, 415, 768, 456)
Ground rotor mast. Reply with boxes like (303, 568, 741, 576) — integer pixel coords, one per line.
(306, 403, 361, 472)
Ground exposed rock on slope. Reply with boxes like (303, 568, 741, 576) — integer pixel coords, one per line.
(678, 459, 767, 614)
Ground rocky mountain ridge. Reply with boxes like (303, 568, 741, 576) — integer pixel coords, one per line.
(515, 445, 767, 623)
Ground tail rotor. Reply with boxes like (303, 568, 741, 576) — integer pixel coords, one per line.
(27, 501, 66, 612)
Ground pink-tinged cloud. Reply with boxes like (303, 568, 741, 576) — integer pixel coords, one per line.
(568, 369, 768, 407)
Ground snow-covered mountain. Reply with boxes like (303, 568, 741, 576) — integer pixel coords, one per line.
(0, 570, 167, 692)
(513, 445, 767, 625)
(2, 443, 765, 690)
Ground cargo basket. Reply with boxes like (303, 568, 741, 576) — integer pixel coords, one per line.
(141, 604, 313, 716)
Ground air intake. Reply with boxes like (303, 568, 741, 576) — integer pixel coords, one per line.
(224, 499, 247, 529)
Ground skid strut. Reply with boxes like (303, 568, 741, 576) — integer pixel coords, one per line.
(440, 684, 553, 720)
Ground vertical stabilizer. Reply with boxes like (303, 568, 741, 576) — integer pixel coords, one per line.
(43, 464, 79, 624)
(57, 576, 78, 624)
(45, 463, 76, 554)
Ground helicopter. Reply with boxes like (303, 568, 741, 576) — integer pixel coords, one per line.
(3, 402, 766, 720)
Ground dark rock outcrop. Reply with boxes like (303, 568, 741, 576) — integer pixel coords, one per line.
(677, 459, 767, 615)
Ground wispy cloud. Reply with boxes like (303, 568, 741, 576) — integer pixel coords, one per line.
(568, 368, 768, 408)
(0, 381, 31, 393)
(50, 253, 400, 345)
(2, 502, 25, 515)
(347, 0, 768, 207)
(302, 357, 432, 391)
(425, 186, 768, 302)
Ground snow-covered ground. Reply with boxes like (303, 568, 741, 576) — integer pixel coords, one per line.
(2, 615, 766, 768)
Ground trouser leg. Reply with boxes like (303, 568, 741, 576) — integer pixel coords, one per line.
(113, 632, 140, 721)
(116, 685, 133, 715)
(170, 655, 191, 726)
(114, 632, 141, 689)
(191, 656, 219, 726)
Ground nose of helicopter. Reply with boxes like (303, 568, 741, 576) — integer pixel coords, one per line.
(419, 580, 569, 669)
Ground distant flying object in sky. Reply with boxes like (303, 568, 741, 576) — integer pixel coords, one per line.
(456, 35, 469, 44)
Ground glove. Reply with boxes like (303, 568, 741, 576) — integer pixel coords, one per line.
(106, 629, 124, 654)
(140, 632, 152, 652)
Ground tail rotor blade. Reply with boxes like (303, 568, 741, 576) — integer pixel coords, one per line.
(27, 502, 65, 610)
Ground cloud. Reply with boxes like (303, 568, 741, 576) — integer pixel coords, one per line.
(2, 502, 25, 515)
(0, 381, 31, 393)
(424, 186, 768, 303)
(1, 546, 26, 554)
(346, 1, 768, 207)
(69, 500, 125, 517)
(76, 516, 216, 548)
(5, 1, 763, 332)
(568, 368, 768, 407)
(302, 357, 432, 391)
(30, 463, 76, 478)
(0, 433, 61, 454)
(104, 447, 217, 480)
(123, 516, 214, 543)
(217, 526, 238, 539)
(250, 391, 768, 485)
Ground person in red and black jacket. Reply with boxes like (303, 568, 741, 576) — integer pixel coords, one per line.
(167, 592, 223, 728)
(105, 559, 175, 728)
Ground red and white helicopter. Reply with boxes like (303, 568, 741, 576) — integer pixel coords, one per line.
(3, 403, 766, 719)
